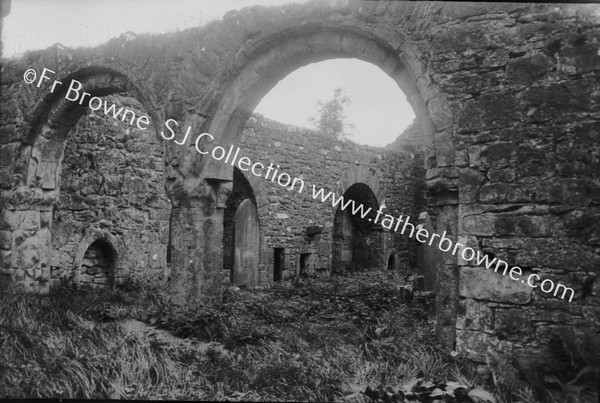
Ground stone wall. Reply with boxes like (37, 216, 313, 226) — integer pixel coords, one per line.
(226, 113, 422, 284)
(431, 7, 600, 359)
(51, 94, 171, 288)
(3, 96, 170, 289)
(1, 1, 599, 360)
(0, 93, 170, 290)
(2, 94, 422, 290)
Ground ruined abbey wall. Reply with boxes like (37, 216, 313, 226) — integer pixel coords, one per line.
(227, 114, 422, 284)
(53, 95, 170, 288)
(0, 86, 422, 291)
(435, 7, 600, 358)
(0, 94, 171, 291)
(1, 1, 599, 361)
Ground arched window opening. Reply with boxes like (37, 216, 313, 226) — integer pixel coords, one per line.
(79, 240, 116, 288)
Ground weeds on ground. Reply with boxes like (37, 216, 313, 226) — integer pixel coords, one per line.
(0, 281, 210, 399)
(151, 271, 499, 401)
(504, 329, 600, 403)
(2, 271, 584, 401)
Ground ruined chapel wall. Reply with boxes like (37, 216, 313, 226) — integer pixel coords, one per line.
(420, 4, 600, 359)
(236, 114, 421, 282)
(51, 95, 170, 288)
(1, 1, 599, 360)
(0, 96, 170, 290)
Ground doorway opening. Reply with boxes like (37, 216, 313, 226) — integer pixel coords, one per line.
(387, 253, 396, 270)
(300, 253, 311, 275)
(274, 247, 285, 281)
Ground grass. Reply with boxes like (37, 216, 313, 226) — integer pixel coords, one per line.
(0, 271, 572, 402)
(0, 280, 201, 399)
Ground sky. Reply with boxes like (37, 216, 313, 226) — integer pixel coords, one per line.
(2, 0, 415, 147)
(255, 59, 415, 147)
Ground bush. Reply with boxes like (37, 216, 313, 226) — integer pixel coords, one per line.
(514, 329, 600, 403)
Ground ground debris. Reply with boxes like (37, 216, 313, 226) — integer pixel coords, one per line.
(360, 378, 495, 403)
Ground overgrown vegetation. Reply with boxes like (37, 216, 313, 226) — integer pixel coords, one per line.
(513, 329, 600, 403)
(1, 272, 597, 402)
(309, 87, 354, 140)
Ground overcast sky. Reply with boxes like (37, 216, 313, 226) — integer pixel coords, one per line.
(2, 0, 415, 147)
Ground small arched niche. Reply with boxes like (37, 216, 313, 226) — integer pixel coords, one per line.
(387, 253, 396, 270)
(78, 239, 117, 288)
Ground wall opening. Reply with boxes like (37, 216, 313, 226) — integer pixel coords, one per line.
(201, 26, 451, 336)
(274, 247, 285, 281)
(332, 209, 354, 271)
(416, 212, 441, 291)
(299, 253, 311, 275)
(331, 182, 381, 272)
(387, 253, 396, 270)
(223, 168, 259, 285)
(205, 35, 436, 287)
(231, 198, 260, 286)
(79, 240, 116, 288)
(254, 58, 415, 147)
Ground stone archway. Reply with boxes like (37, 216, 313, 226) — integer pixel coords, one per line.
(24, 66, 162, 192)
(331, 182, 382, 272)
(181, 24, 458, 348)
(5, 66, 165, 292)
(77, 240, 116, 288)
(72, 227, 125, 289)
(165, 23, 457, 312)
(203, 26, 441, 181)
(2, 0, 598, 363)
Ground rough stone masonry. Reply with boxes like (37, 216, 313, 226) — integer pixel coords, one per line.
(0, 1, 599, 361)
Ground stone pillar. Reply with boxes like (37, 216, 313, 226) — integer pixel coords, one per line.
(427, 164, 460, 352)
(166, 178, 231, 306)
(168, 201, 224, 306)
(0, 188, 54, 292)
(416, 212, 443, 290)
(434, 191, 459, 352)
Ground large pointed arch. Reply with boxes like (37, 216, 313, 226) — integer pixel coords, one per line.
(196, 25, 444, 183)
(188, 25, 458, 349)
(22, 65, 163, 195)
(5, 64, 168, 292)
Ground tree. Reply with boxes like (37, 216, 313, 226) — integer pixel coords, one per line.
(310, 87, 354, 140)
